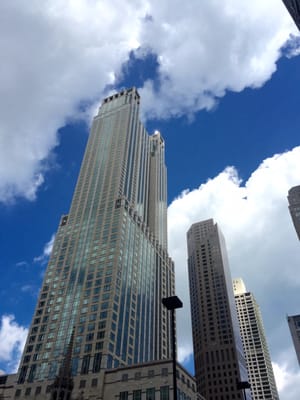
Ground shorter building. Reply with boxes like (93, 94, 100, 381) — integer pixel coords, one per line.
(0, 360, 204, 400)
(282, 0, 300, 30)
(287, 314, 300, 366)
(0, 374, 16, 399)
(187, 219, 249, 400)
(233, 278, 279, 400)
(103, 359, 204, 400)
(288, 185, 300, 240)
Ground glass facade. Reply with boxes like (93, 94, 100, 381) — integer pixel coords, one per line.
(15, 88, 174, 396)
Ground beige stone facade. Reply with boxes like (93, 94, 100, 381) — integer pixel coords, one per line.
(103, 360, 204, 400)
(233, 279, 279, 399)
(187, 219, 249, 400)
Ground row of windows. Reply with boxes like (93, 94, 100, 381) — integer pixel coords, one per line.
(120, 386, 169, 400)
(119, 369, 195, 392)
(15, 377, 100, 397)
(121, 367, 169, 382)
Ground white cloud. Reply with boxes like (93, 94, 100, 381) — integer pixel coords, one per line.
(0, 315, 28, 373)
(33, 233, 55, 264)
(169, 146, 300, 396)
(0, 1, 299, 203)
(15, 261, 28, 268)
(138, 0, 299, 119)
(0, 0, 145, 203)
(273, 348, 300, 400)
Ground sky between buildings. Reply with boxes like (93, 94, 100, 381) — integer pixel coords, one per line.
(0, 1, 300, 399)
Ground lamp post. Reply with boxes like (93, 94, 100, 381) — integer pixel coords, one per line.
(162, 296, 183, 400)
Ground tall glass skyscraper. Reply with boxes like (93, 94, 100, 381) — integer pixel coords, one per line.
(15, 88, 175, 398)
(187, 219, 250, 400)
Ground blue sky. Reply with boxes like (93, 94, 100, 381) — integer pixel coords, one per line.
(0, 1, 300, 398)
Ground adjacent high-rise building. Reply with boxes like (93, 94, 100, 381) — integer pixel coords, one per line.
(14, 88, 175, 398)
(287, 314, 300, 365)
(282, 0, 300, 30)
(187, 219, 250, 400)
(233, 278, 279, 400)
(287, 185, 300, 240)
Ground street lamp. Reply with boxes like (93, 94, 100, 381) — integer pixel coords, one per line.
(162, 296, 183, 400)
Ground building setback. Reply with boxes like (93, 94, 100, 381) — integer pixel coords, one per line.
(13, 88, 175, 399)
(233, 278, 279, 400)
(187, 219, 250, 400)
(287, 314, 300, 366)
(287, 185, 300, 240)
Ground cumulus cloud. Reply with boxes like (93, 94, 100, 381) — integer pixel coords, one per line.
(168, 146, 300, 396)
(273, 348, 300, 400)
(0, 0, 144, 203)
(0, 315, 28, 373)
(138, 0, 298, 119)
(0, 0, 299, 203)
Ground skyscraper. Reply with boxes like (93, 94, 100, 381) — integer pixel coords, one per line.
(282, 0, 300, 30)
(187, 219, 250, 400)
(233, 278, 279, 400)
(14, 88, 175, 398)
(287, 185, 300, 240)
(287, 314, 300, 365)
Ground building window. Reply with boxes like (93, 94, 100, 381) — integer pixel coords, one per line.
(84, 344, 92, 353)
(28, 364, 37, 382)
(18, 366, 28, 384)
(26, 345, 33, 353)
(135, 372, 141, 380)
(92, 378, 98, 387)
(93, 352, 102, 373)
(79, 380, 86, 388)
(160, 386, 169, 400)
(86, 333, 94, 341)
(96, 341, 103, 350)
(133, 390, 142, 400)
(97, 331, 105, 339)
(161, 368, 168, 376)
(120, 391, 128, 400)
(25, 388, 31, 396)
(146, 387, 156, 400)
(15, 389, 21, 397)
(81, 355, 90, 374)
(121, 373, 128, 381)
(35, 386, 42, 395)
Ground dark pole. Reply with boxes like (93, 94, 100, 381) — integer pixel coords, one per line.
(171, 308, 177, 400)
(162, 296, 183, 400)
